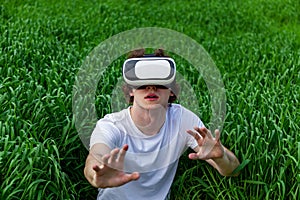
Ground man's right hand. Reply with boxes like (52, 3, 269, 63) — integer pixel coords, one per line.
(85, 144, 140, 188)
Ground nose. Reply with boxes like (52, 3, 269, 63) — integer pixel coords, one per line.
(145, 85, 157, 91)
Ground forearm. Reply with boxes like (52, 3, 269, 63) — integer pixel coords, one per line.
(84, 144, 110, 188)
(84, 154, 100, 187)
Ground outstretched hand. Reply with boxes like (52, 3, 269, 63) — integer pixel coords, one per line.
(187, 127, 225, 160)
(91, 144, 140, 188)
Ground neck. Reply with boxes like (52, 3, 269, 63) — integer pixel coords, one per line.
(130, 104, 168, 136)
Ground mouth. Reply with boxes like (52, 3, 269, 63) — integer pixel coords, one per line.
(144, 93, 159, 101)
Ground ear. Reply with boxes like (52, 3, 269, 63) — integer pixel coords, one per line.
(129, 90, 134, 97)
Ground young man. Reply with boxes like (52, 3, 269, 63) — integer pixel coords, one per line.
(84, 49, 240, 199)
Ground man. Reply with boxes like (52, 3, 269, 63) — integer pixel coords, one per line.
(84, 48, 240, 199)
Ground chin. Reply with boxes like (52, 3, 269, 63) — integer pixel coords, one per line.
(145, 103, 168, 110)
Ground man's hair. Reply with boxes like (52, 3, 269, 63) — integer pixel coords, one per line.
(122, 48, 179, 104)
(127, 48, 166, 58)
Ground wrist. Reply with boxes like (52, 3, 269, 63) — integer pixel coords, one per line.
(212, 147, 227, 162)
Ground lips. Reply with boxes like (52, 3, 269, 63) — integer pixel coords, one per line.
(144, 93, 159, 101)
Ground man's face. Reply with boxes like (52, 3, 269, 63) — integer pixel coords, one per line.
(130, 85, 173, 109)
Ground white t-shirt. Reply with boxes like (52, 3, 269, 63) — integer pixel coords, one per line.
(90, 104, 204, 200)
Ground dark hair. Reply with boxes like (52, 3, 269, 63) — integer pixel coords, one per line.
(127, 48, 166, 58)
(122, 48, 179, 104)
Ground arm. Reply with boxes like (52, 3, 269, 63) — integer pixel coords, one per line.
(187, 127, 240, 176)
(84, 143, 140, 188)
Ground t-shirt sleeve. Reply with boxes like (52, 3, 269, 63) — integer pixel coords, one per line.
(89, 118, 120, 150)
(181, 107, 205, 150)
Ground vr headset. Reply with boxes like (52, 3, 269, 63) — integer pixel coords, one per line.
(122, 56, 176, 89)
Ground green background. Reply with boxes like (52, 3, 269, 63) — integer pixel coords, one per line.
(0, 0, 299, 199)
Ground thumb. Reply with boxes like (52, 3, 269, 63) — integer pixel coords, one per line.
(188, 153, 199, 160)
(128, 172, 140, 181)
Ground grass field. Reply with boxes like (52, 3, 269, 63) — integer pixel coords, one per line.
(1, 0, 299, 199)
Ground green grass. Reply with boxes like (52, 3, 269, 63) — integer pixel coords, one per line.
(1, 0, 299, 199)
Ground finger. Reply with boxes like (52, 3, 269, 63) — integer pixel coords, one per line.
(102, 153, 110, 165)
(127, 172, 140, 181)
(92, 164, 101, 172)
(186, 129, 201, 141)
(188, 153, 199, 160)
(194, 127, 206, 138)
(195, 127, 213, 139)
(215, 129, 220, 141)
(113, 172, 140, 187)
(117, 144, 128, 163)
(121, 172, 140, 184)
(93, 164, 107, 176)
(108, 148, 120, 164)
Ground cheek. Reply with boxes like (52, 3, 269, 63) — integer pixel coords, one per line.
(161, 91, 172, 99)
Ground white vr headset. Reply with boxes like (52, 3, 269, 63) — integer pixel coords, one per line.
(122, 57, 176, 88)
